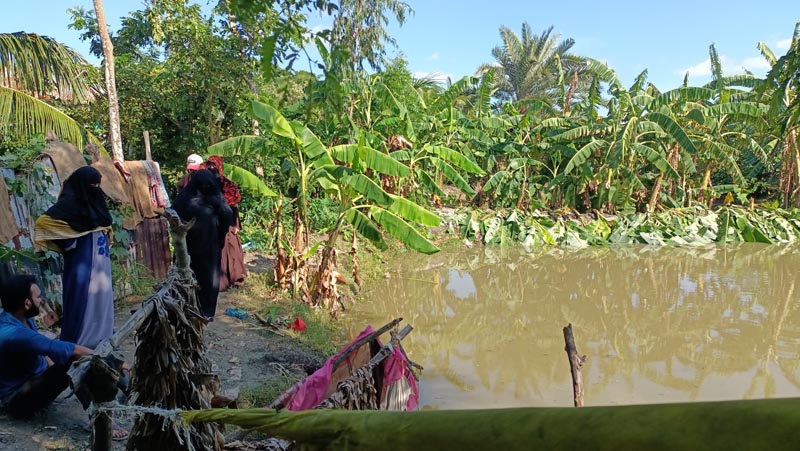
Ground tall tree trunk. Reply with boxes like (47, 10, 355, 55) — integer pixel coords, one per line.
(93, 0, 123, 161)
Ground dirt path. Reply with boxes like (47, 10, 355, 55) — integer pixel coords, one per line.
(0, 288, 324, 451)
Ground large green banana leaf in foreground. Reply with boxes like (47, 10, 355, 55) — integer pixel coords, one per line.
(182, 398, 799, 451)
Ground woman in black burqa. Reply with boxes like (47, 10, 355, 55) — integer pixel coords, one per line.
(172, 169, 233, 320)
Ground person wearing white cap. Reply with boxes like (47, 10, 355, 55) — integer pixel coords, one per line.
(186, 153, 203, 170)
(177, 153, 204, 191)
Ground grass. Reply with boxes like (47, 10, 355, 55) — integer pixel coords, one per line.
(226, 227, 451, 356)
(237, 373, 298, 409)
(225, 272, 341, 356)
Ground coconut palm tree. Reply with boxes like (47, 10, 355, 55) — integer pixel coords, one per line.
(477, 23, 589, 108)
(0, 32, 100, 146)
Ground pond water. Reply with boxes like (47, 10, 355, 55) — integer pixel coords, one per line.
(343, 244, 800, 409)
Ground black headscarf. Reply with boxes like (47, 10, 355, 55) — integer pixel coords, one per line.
(45, 166, 112, 232)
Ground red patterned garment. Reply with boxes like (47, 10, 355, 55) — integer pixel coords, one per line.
(205, 156, 241, 207)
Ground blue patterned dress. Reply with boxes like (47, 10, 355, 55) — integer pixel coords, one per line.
(58, 230, 114, 349)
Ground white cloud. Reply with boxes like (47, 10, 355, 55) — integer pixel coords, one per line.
(740, 56, 772, 71)
(679, 59, 713, 78)
(776, 38, 792, 50)
(676, 54, 771, 80)
(428, 52, 440, 61)
(412, 71, 453, 85)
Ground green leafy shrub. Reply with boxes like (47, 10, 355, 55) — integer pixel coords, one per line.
(308, 197, 339, 233)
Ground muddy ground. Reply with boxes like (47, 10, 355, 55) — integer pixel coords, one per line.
(0, 258, 328, 451)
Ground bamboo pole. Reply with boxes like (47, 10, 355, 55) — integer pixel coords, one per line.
(563, 323, 586, 407)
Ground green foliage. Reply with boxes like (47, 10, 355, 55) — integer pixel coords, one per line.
(112, 260, 157, 298)
(308, 197, 339, 232)
(0, 245, 41, 265)
(0, 135, 48, 179)
(106, 203, 157, 297)
(445, 206, 800, 248)
(0, 32, 99, 103)
(330, 0, 413, 72)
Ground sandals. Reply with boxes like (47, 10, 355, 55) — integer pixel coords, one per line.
(112, 427, 129, 441)
(82, 420, 129, 441)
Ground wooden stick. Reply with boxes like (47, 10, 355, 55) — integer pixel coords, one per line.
(143, 131, 152, 161)
(333, 317, 403, 370)
(86, 356, 122, 451)
(563, 323, 586, 407)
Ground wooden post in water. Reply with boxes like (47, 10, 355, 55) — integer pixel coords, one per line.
(563, 323, 586, 407)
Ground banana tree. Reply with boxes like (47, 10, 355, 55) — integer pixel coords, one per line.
(756, 22, 800, 207)
(211, 100, 441, 315)
(547, 60, 717, 213)
(480, 143, 545, 209)
(389, 143, 485, 204)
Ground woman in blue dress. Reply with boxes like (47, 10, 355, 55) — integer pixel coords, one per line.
(35, 166, 114, 349)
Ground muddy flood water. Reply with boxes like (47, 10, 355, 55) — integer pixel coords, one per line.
(344, 244, 800, 410)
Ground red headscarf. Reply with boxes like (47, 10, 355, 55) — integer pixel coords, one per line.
(205, 156, 242, 207)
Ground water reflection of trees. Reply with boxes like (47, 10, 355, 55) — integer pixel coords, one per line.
(346, 244, 800, 406)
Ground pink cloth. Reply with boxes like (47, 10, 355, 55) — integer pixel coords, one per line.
(285, 326, 376, 411)
(382, 346, 419, 411)
(279, 325, 419, 411)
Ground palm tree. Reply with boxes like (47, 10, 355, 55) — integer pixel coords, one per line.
(477, 23, 588, 108)
(0, 32, 100, 146)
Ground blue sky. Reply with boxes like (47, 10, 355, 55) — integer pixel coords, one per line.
(3, 1, 798, 90)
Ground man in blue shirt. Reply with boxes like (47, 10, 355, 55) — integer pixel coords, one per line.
(0, 274, 92, 418)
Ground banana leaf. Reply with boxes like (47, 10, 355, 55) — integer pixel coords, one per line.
(341, 173, 392, 206)
(182, 398, 800, 451)
(345, 209, 386, 249)
(431, 158, 474, 196)
(647, 112, 699, 155)
(223, 164, 277, 197)
(208, 135, 270, 157)
(251, 101, 299, 144)
(426, 145, 484, 175)
(331, 144, 410, 177)
(385, 193, 441, 227)
(296, 124, 334, 166)
(370, 207, 439, 254)
(564, 139, 605, 175)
